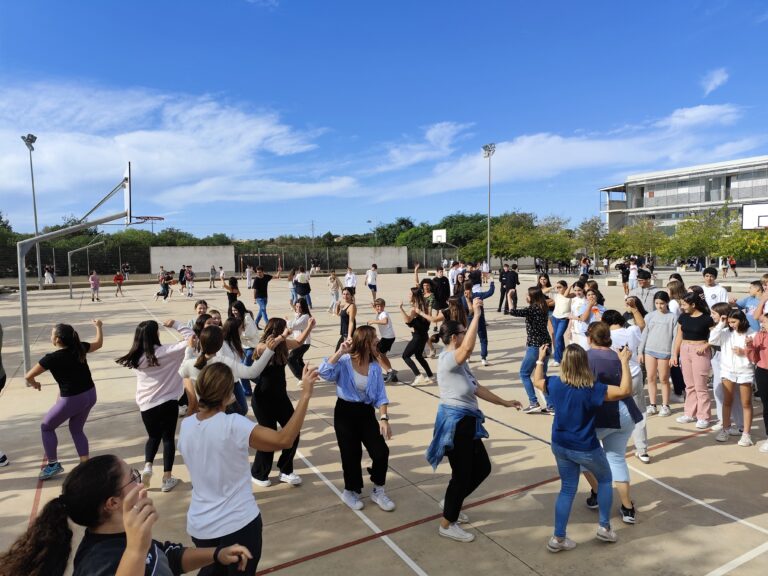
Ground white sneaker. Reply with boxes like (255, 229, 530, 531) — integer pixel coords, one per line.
(550, 361, 560, 367)
(341, 489, 364, 510)
(727, 426, 741, 437)
(759, 440, 768, 453)
(711, 421, 723, 432)
(438, 522, 475, 543)
(140, 467, 153, 488)
(659, 405, 672, 417)
(596, 525, 618, 543)
(646, 405, 657, 416)
(676, 415, 696, 424)
(0, 452, 9, 467)
(371, 485, 396, 511)
(481, 358, 489, 367)
(178, 405, 188, 416)
(695, 419, 710, 429)
(738, 433, 754, 447)
(439, 499, 469, 523)
(251, 477, 272, 487)
(279, 472, 302, 486)
(161, 477, 180, 493)
(715, 429, 728, 442)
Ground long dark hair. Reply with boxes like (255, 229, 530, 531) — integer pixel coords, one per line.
(0, 455, 123, 576)
(445, 296, 467, 327)
(683, 291, 710, 315)
(231, 300, 253, 320)
(195, 325, 225, 370)
(222, 318, 244, 360)
(435, 320, 465, 345)
(528, 287, 549, 315)
(259, 318, 288, 365)
(410, 286, 427, 313)
(116, 320, 161, 368)
(294, 297, 311, 317)
(54, 324, 86, 363)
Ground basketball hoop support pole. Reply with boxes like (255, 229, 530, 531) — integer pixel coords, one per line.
(17, 210, 126, 374)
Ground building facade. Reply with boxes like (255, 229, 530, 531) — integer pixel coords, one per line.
(601, 155, 768, 232)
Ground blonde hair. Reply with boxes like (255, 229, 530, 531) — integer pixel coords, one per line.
(350, 325, 377, 365)
(666, 280, 686, 301)
(559, 344, 595, 388)
(195, 363, 234, 409)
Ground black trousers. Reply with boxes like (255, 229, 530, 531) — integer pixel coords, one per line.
(251, 390, 298, 480)
(402, 330, 433, 377)
(140, 400, 178, 472)
(670, 363, 686, 396)
(191, 514, 262, 576)
(287, 344, 310, 380)
(755, 366, 768, 435)
(443, 416, 491, 523)
(334, 398, 389, 492)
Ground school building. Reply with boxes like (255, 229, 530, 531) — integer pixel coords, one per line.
(600, 155, 768, 232)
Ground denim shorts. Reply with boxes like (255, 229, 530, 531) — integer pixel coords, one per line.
(645, 350, 671, 360)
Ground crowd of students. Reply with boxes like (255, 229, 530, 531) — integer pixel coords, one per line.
(3, 260, 768, 574)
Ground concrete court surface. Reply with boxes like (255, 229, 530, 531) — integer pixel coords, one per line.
(0, 271, 766, 576)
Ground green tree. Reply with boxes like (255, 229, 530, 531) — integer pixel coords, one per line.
(659, 205, 732, 262)
(600, 231, 629, 259)
(621, 220, 667, 259)
(575, 216, 605, 261)
(719, 222, 768, 263)
(374, 217, 414, 245)
(395, 224, 433, 248)
(153, 227, 198, 246)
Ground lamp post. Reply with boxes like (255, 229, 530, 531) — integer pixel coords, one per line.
(366, 219, 378, 246)
(482, 143, 495, 270)
(21, 134, 43, 290)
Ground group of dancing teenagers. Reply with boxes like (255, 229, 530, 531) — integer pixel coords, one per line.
(4, 261, 768, 575)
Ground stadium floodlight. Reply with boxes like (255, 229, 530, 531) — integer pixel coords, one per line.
(482, 143, 496, 269)
(21, 133, 43, 289)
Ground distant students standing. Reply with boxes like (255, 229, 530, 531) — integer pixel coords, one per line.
(365, 264, 378, 301)
(252, 266, 273, 328)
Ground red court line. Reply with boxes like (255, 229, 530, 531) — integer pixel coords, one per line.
(256, 475, 560, 575)
(27, 458, 47, 528)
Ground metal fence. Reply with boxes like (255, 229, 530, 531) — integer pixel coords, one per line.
(0, 244, 460, 279)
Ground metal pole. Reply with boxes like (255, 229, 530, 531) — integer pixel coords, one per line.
(28, 147, 43, 290)
(326, 246, 330, 271)
(487, 152, 491, 268)
(68, 252, 73, 299)
(86, 250, 90, 276)
(52, 246, 56, 283)
(118, 245, 122, 274)
(17, 211, 126, 374)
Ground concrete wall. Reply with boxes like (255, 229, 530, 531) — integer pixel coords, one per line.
(347, 247, 407, 272)
(150, 246, 235, 276)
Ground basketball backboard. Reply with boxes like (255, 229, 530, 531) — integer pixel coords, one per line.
(123, 162, 132, 225)
(432, 229, 447, 244)
(741, 202, 768, 230)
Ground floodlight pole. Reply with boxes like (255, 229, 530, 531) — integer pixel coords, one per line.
(17, 211, 126, 375)
(21, 134, 43, 290)
(482, 143, 496, 270)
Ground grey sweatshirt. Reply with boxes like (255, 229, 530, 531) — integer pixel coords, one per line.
(638, 310, 678, 356)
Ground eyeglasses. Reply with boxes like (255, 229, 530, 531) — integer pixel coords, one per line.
(120, 468, 141, 490)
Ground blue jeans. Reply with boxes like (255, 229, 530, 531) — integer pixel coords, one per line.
(551, 443, 612, 538)
(255, 297, 269, 326)
(241, 347, 255, 395)
(520, 346, 548, 406)
(551, 316, 568, 363)
(478, 321, 488, 359)
(595, 402, 636, 483)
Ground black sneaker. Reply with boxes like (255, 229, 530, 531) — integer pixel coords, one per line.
(586, 490, 598, 509)
(523, 403, 541, 414)
(620, 503, 636, 524)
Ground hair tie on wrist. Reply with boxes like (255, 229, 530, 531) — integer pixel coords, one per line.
(213, 544, 225, 565)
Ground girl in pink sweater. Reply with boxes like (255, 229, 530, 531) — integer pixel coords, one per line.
(116, 319, 194, 491)
(745, 313, 768, 453)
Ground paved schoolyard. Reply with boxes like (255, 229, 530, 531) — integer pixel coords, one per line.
(0, 271, 766, 576)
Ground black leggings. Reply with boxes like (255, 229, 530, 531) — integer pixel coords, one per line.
(670, 364, 686, 396)
(251, 391, 299, 480)
(287, 344, 310, 380)
(140, 400, 178, 472)
(192, 514, 263, 576)
(443, 416, 491, 523)
(755, 366, 768, 435)
(402, 330, 433, 377)
(334, 398, 389, 492)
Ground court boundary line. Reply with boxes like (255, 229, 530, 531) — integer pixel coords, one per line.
(704, 541, 768, 576)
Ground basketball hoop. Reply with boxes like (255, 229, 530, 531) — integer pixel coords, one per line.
(131, 215, 165, 225)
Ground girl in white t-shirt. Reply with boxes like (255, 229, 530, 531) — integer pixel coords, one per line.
(179, 362, 317, 575)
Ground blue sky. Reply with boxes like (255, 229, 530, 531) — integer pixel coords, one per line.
(2, 0, 768, 239)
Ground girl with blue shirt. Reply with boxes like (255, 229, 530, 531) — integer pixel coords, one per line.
(319, 326, 394, 513)
(533, 341, 633, 552)
(426, 298, 522, 543)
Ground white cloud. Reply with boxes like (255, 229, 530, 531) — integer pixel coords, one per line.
(371, 121, 473, 173)
(654, 104, 740, 130)
(701, 67, 729, 96)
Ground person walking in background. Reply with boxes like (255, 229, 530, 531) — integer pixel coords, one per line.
(294, 266, 312, 308)
(209, 264, 217, 288)
(88, 270, 100, 302)
(327, 270, 342, 314)
(185, 265, 196, 298)
(729, 255, 738, 278)
(498, 263, 516, 313)
(252, 266, 273, 328)
(365, 264, 378, 301)
(344, 266, 357, 295)
(246, 264, 254, 290)
(25, 320, 104, 480)
(219, 265, 226, 287)
(223, 276, 241, 318)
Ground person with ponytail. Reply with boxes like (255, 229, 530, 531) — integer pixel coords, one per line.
(179, 363, 319, 574)
(426, 298, 522, 543)
(25, 320, 104, 480)
(115, 319, 194, 493)
(0, 454, 251, 576)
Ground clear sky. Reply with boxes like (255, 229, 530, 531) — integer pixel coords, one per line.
(2, 0, 768, 240)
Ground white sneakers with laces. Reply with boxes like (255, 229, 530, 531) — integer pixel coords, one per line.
(438, 522, 475, 543)
(279, 472, 302, 486)
(341, 489, 364, 510)
(370, 485, 396, 511)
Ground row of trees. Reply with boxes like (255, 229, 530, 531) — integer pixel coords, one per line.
(2, 204, 767, 265)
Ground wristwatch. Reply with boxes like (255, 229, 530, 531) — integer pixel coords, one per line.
(380, 415, 389, 421)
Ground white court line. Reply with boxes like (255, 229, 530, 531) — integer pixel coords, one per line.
(128, 292, 185, 339)
(297, 451, 429, 576)
(705, 541, 768, 576)
(629, 463, 768, 537)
